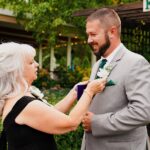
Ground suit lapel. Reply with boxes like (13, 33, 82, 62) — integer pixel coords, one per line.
(109, 44, 127, 73)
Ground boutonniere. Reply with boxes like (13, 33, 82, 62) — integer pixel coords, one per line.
(97, 65, 116, 86)
(29, 86, 53, 106)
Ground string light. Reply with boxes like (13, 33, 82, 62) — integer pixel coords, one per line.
(55, 40, 87, 48)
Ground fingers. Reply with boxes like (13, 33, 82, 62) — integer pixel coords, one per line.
(74, 80, 89, 90)
(82, 112, 93, 132)
(93, 80, 105, 93)
(82, 124, 90, 132)
(82, 118, 91, 132)
(78, 80, 89, 85)
(81, 80, 89, 84)
(99, 81, 106, 91)
(97, 77, 107, 84)
(98, 78, 107, 90)
(82, 112, 89, 125)
(89, 78, 107, 87)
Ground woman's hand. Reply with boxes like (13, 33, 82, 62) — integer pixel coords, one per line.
(85, 78, 106, 96)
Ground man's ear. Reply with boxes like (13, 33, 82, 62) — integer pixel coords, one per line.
(108, 26, 117, 39)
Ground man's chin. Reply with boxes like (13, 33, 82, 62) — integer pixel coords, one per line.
(93, 52, 101, 58)
(92, 49, 98, 55)
(92, 52, 98, 57)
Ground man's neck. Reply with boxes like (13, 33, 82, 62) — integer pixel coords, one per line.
(103, 40, 121, 58)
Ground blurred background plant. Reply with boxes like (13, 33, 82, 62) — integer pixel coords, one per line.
(55, 56, 91, 88)
(0, 0, 148, 149)
(33, 68, 58, 89)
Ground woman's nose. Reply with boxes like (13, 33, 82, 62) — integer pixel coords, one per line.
(35, 61, 39, 67)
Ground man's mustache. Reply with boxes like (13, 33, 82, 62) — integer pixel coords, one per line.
(88, 43, 95, 51)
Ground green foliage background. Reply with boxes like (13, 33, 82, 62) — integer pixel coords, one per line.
(0, 1, 148, 150)
(0, 0, 140, 46)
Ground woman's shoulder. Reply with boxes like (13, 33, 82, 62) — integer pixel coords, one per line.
(2, 96, 38, 123)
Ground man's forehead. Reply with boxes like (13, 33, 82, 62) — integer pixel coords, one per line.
(86, 20, 102, 32)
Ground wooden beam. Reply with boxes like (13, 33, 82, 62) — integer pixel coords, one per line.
(0, 14, 17, 24)
(72, 1, 150, 28)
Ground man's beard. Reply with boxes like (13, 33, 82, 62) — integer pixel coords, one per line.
(89, 33, 110, 59)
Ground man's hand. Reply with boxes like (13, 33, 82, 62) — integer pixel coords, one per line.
(82, 111, 94, 132)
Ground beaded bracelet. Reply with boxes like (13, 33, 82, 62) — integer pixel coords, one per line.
(84, 89, 93, 99)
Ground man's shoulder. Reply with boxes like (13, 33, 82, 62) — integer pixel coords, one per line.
(125, 49, 147, 62)
(121, 48, 150, 70)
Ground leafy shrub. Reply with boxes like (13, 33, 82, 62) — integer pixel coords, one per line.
(55, 56, 91, 88)
(56, 67, 83, 88)
(55, 125, 83, 150)
(33, 68, 58, 89)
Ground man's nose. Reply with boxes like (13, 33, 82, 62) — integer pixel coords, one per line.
(87, 37, 93, 44)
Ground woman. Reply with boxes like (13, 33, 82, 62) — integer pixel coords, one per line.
(0, 42, 106, 150)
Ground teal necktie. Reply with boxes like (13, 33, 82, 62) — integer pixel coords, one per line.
(99, 59, 107, 69)
(96, 59, 107, 79)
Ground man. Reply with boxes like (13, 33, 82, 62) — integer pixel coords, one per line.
(81, 8, 150, 150)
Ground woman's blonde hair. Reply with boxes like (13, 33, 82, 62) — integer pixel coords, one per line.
(0, 42, 36, 115)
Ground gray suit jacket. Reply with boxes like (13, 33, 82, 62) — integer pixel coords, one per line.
(81, 44, 150, 150)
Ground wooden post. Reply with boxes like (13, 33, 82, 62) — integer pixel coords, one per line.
(39, 44, 43, 69)
(50, 46, 55, 79)
(67, 37, 72, 68)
